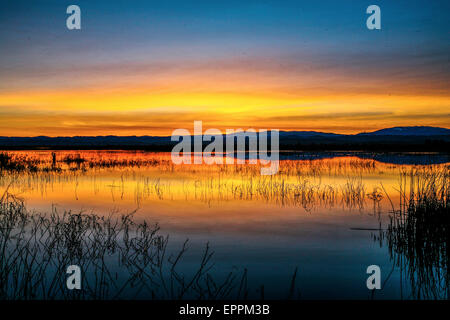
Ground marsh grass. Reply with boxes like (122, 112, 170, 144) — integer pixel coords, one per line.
(0, 188, 299, 300)
(1, 151, 449, 299)
(0, 151, 378, 211)
(377, 167, 449, 299)
(0, 152, 26, 172)
(1, 151, 379, 176)
(2, 151, 448, 214)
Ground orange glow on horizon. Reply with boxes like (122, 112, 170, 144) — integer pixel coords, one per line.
(1, 68, 449, 136)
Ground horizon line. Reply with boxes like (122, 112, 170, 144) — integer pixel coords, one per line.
(1, 125, 449, 139)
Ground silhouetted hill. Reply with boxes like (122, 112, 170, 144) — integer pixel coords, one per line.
(357, 126, 450, 136)
(0, 126, 449, 151)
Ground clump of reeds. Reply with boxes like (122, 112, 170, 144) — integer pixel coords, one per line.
(0, 152, 26, 172)
(62, 154, 86, 165)
(382, 167, 449, 299)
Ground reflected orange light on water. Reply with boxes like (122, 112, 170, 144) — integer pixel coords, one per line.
(1, 150, 447, 234)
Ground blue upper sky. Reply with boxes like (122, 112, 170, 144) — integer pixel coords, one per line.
(1, 0, 448, 69)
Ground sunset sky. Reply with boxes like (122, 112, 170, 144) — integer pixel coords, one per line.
(0, 0, 449, 136)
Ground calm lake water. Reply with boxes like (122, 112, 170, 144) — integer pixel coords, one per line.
(1, 150, 448, 299)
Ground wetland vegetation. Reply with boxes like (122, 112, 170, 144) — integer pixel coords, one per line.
(0, 150, 448, 299)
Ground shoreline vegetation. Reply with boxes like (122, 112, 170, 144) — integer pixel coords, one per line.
(377, 169, 449, 300)
(0, 189, 300, 300)
(0, 126, 449, 152)
(0, 140, 449, 152)
(0, 151, 448, 210)
(0, 150, 448, 300)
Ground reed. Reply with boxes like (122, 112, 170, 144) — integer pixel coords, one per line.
(0, 189, 299, 300)
(380, 167, 449, 299)
(3, 151, 446, 212)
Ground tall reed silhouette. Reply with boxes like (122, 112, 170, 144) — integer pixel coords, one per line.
(377, 168, 449, 299)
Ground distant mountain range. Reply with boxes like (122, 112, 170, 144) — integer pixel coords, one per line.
(357, 126, 450, 136)
(275, 126, 450, 138)
(0, 126, 449, 151)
